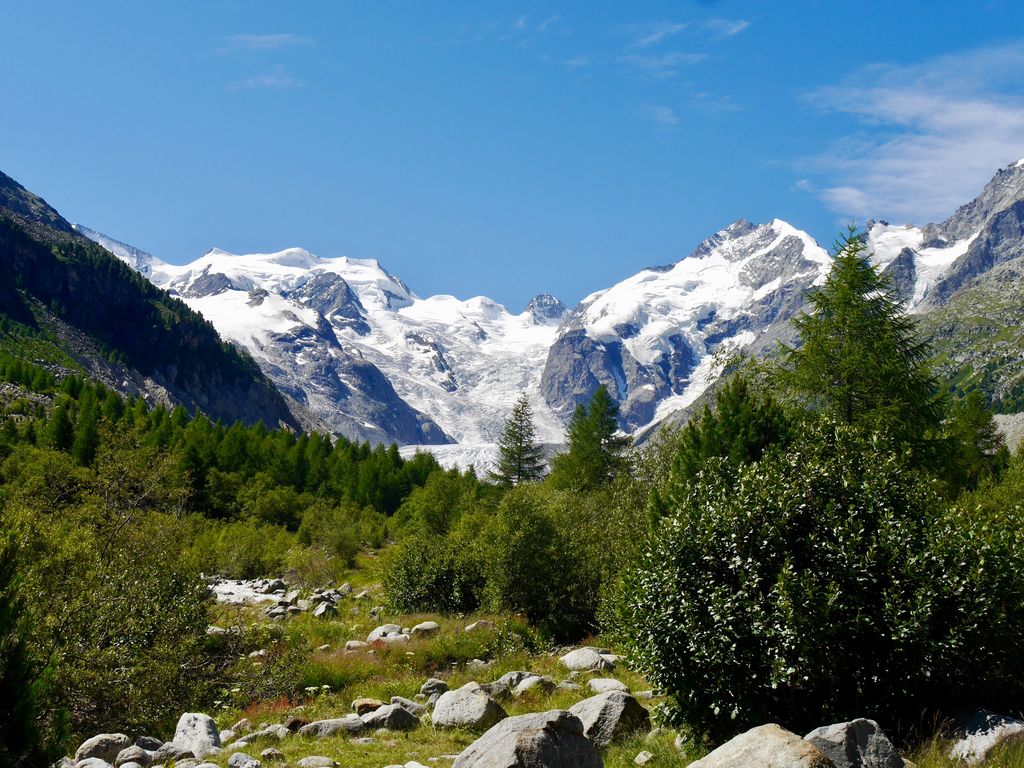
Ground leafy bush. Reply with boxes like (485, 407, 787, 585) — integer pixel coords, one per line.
(610, 422, 1024, 739)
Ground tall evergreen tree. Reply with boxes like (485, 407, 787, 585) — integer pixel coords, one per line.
(777, 228, 943, 444)
(490, 394, 546, 486)
(550, 385, 631, 491)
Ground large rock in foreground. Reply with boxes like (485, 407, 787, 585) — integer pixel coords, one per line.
(949, 711, 1024, 766)
(75, 734, 132, 763)
(689, 724, 836, 768)
(568, 691, 650, 747)
(174, 713, 222, 758)
(804, 719, 903, 768)
(433, 682, 508, 731)
(453, 710, 602, 768)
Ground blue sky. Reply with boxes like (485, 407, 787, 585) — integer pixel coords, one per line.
(3, 2, 1024, 309)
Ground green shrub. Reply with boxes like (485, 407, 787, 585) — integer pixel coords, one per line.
(610, 422, 1024, 740)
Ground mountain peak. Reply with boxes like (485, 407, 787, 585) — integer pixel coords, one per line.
(525, 293, 567, 324)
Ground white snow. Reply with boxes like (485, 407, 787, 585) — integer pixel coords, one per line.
(867, 222, 976, 308)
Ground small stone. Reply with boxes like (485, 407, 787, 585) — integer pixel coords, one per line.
(559, 648, 613, 672)
(412, 621, 441, 638)
(588, 678, 628, 694)
(635, 751, 654, 766)
(392, 695, 427, 716)
(315, 644, 330, 652)
(420, 678, 449, 697)
(464, 620, 495, 633)
(360, 703, 420, 730)
(227, 752, 261, 768)
(259, 748, 285, 762)
(345, 640, 370, 651)
(296, 758, 338, 768)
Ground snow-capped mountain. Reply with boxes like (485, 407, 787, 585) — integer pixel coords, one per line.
(541, 219, 831, 430)
(74, 159, 1024, 459)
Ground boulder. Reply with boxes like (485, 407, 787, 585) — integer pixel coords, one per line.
(246, 724, 289, 741)
(360, 703, 419, 731)
(174, 760, 201, 768)
(312, 602, 336, 619)
(411, 621, 441, 638)
(151, 742, 195, 763)
(464, 620, 496, 633)
(367, 623, 403, 642)
(297, 759, 338, 768)
(569, 691, 650, 748)
(949, 711, 1024, 766)
(688, 724, 836, 768)
(392, 696, 427, 716)
(432, 682, 508, 731)
(298, 715, 366, 737)
(353, 697, 386, 716)
(232, 718, 253, 734)
(345, 640, 370, 651)
(259, 748, 286, 762)
(453, 710, 602, 768)
(559, 648, 612, 672)
(134, 736, 163, 751)
(513, 675, 556, 697)
(220, 730, 238, 744)
(588, 678, 628, 694)
(76, 760, 114, 768)
(228, 753, 261, 768)
(174, 713, 222, 758)
(114, 745, 151, 767)
(420, 678, 449, 698)
(76, 734, 133, 763)
(483, 671, 531, 699)
(119, 763, 144, 768)
(805, 719, 904, 768)
(284, 716, 310, 732)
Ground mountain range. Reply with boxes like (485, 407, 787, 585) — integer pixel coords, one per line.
(5, 160, 1024, 469)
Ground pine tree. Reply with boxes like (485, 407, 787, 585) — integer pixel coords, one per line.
(777, 228, 943, 444)
(490, 394, 546, 486)
(550, 385, 631, 491)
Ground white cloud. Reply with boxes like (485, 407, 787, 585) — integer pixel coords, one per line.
(704, 18, 749, 37)
(802, 42, 1024, 224)
(633, 21, 687, 48)
(641, 104, 680, 126)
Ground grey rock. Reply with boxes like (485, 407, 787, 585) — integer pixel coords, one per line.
(432, 682, 508, 731)
(949, 710, 1024, 766)
(464, 620, 495, 633)
(259, 748, 285, 763)
(134, 737, 163, 751)
(411, 620, 441, 638)
(174, 712, 222, 761)
(345, 639, 370, 651)
(453, 710, 602, 768)
(391, 696, 427, 716)
(312, 602, 337, 619)
(246, 724, 289, 741)
(298, 715, 366, 738)
(512, 675, 555, 697)
(151, 742, 195, 764)
(227, 753, 261, 768)
(587, 678, 628, 694)
(688, 724, 835, 768)
(525, 294, 568, 324)
(559, 648, 612, 672)
(568, 691, 650, 748)
(76, 734, 132, 763)
(296, 759, 338, 768)
(76, 760, 114, 768)
(422, 678, 449, 698)
(119, 763, 144, 768)
(360, 703, 419, 731)
(367, 623, 403, 642)
(114, 746, 151, 767)
(483, 671, 531, 699)
(635, 751, 654, 766)
(805, 719, 903, 768)
(231, 719, 253, 734)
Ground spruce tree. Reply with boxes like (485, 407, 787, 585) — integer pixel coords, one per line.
(778, 228, 943, 444)
(550, 385, 631, 491)
(490, 394, 545, 486)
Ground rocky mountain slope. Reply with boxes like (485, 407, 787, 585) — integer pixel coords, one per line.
(0, 170, 297, 429)
(73, 159, 1024, 457)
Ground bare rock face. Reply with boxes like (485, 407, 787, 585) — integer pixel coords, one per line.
(568, 691, 650, 747)
(432, 682, 507, 731)
(453, 710, 603, 768)
(948, 711, 1024, 766)
(804, 719, 904, 768)
(688, 724, 836, 768)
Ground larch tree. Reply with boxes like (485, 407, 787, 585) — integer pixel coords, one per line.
(490, 394, 546, 486)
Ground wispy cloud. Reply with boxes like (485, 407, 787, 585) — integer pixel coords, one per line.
(801, 42, 1024, 224)
(632, 21, 687, 48)
(641, 104, 680, 126)
(704, 18, 749, 37)
(218, 33, 313, 53)
(620, 51, 707, 79)
(564, 55, 592, 70)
